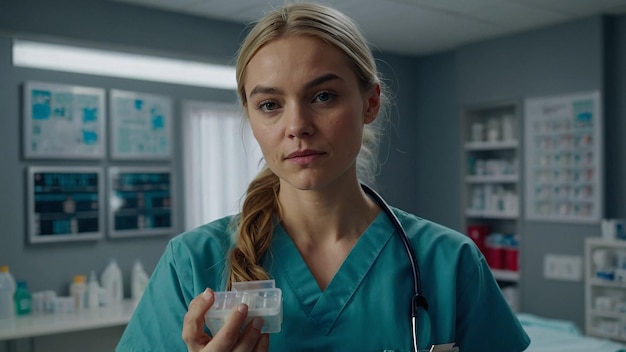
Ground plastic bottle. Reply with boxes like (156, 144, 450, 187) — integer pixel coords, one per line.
(87, 270, 100, 309)
(14, 281, 32, 316)
(0, 265, 16, 319)
(101, 259, 123, 305)
(70, 275, 87, 311)
(131, 260, 149, 301)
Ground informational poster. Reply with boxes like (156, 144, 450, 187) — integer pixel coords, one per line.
(23, 82, 105, 159)
(524, 91, 603, 223)
(27, 167, 104, 243)
(108, 167, 175, 238)
(110, 90, 173, 159)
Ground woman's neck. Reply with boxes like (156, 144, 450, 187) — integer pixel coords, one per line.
(277, 180, 379, 246)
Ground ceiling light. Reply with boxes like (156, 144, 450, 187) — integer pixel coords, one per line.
(12, 40, 237, 90)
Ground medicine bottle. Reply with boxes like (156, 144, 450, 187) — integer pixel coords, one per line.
(87, 270, 100, 309)
(14, 281, 32, 316)
(131, 260, 149, 301)
(70, 275, 87, 311)
(101, 259, 123, 305)
(0, 266, 16, 319)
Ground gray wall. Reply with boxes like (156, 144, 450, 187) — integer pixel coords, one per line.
(455, 16, 604, 327)
(1, 0, 626, 350)
(0, 0, 243, 292)
(0, 1, 245, 351)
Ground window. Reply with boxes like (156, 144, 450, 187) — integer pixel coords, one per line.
(182, 101, 263, 230)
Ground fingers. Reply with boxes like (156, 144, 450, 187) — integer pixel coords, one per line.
(252, 333, 270, 352)
(209, 303, 253, 351)
(182, 288, 215, 351)
(235, 317, 265, 351)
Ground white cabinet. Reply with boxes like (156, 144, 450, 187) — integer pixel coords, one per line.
(460, 101, 522, 311)
(585, 237, 626, 341)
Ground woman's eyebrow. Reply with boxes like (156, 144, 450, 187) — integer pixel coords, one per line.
(249, 86, 282, 97)
(304, 73, 342, 90)
(248, 73, 342, 98)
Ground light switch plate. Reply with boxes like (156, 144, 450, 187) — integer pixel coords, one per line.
(544, 254, 583, 281)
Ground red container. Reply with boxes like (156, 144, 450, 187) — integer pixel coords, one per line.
(467, 225, 489, 254)
(485, 245, 505, 269)
(504, 247, 519, 272)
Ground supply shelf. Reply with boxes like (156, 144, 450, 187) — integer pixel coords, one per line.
(460, 100, 523, 312)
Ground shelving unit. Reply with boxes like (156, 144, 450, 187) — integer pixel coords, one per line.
(585, 237, 626, 342)
(460, 100, 522, 311)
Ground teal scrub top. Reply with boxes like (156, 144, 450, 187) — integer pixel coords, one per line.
(117, 208, 530, 352)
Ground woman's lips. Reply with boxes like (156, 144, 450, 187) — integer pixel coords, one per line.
(285, 150, 324, 165)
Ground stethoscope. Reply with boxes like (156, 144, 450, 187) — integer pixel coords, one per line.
(361, 184, 429, 352)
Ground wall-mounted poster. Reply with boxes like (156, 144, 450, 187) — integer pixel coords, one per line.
(524, 91, 603, 223)
(110, 90, 173, 160)
(23, 82, 106, 159)
(27, 167, 104, 243)
(108, 167, 175, 238)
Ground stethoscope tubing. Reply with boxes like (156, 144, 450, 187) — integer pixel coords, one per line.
(360, 184, 427, 352)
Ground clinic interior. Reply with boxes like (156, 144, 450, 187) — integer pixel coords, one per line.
(1, 1, 626, 351)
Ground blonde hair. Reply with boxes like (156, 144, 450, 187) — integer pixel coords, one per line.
(227, 2, 387, 288)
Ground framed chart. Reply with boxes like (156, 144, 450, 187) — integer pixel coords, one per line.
(110, 90, 173, 160)
(108, 167, 175, 238)
(524, 91, 603, 223)
(23, 81, 106, 159)
(27, 166, 104, 243)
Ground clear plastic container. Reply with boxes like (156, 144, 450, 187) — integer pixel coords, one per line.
(205, 280, 282, 335)
(0, 265, 16, 319)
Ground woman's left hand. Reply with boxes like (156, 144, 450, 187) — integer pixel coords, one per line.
(182, 288, 270, 352)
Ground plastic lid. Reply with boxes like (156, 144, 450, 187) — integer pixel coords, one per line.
(17, 281, 27, 289)
(0, 266, 8, 273)
(74, 275, 87, 283)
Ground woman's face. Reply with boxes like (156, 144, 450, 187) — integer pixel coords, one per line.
(243, 35, 380, 191)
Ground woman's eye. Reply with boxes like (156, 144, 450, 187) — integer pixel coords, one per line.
(259, 101, 278, 112)
(314, 92, 335, 103)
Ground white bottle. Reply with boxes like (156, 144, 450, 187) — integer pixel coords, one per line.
(69, 275, 87, 311)
(0, 265, 16, 319)
(101, 259, 123, 305)
(87, 271, 100, 309)
(131, 260, 150, 301)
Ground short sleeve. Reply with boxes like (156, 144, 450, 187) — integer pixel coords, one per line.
(455, 254, 531, 351)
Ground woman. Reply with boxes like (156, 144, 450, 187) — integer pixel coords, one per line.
(117, 3, 530, 352)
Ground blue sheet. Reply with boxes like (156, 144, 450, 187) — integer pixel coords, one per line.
(518, 313, 626, 352)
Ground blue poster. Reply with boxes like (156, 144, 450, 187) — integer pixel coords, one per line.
(110, 90, 172, 159)
(24, 82, 106, 159)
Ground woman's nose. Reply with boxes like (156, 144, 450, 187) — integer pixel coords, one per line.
(285, 104, 315, 138)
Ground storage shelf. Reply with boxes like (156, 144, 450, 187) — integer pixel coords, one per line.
(588, 330, 622, 341)
(465, 174, 518, 183)
(461, 101, 521, 313)
(465, 209, 518, 219)
(585, 238, 626, 342)
(590, 310, 626, 320)
(589, 278, 626, 289)
(0, 299, 135, 341)
(464, 140, 518, 151)
(491, 269, 520, 282)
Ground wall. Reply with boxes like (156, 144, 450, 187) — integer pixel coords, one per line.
(605, 16, 626, 219)
(427, 16, 608, 328)
(0, 1, 244, 351)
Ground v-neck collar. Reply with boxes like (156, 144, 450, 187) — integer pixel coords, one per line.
(269, 210, 395, 334)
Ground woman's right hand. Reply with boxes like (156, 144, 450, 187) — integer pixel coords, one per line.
(182, 288, 270, 352)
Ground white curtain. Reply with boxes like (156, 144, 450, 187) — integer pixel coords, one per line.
(182, 101, 263, 230)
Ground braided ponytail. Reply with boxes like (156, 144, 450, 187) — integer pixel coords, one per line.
(226, 166, 280, 289)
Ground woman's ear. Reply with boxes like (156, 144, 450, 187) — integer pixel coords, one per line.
(363, 84, 381, 124)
